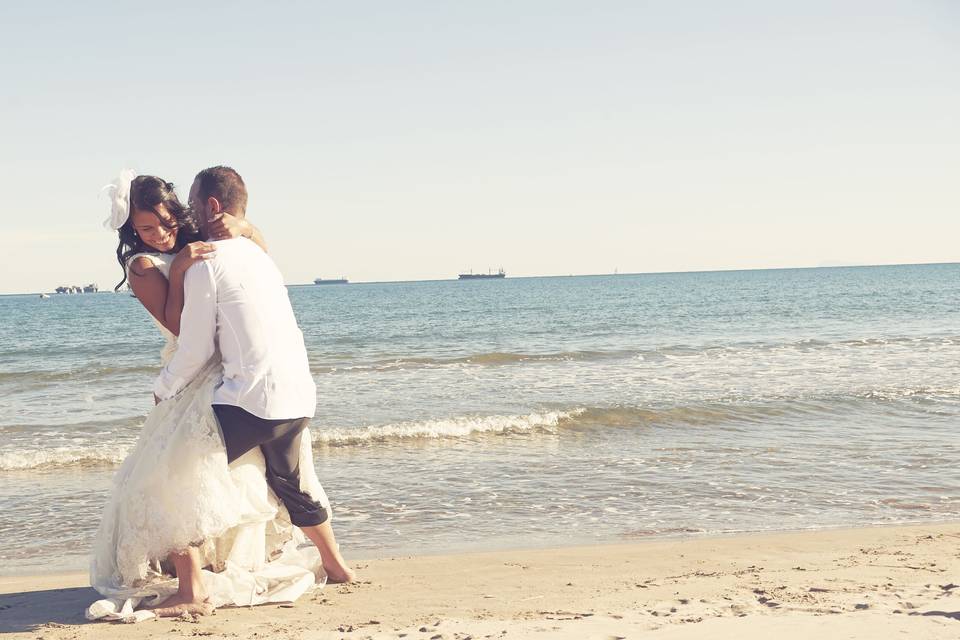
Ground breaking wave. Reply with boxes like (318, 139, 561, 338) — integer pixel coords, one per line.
(0, 447, 130, 471)
(2, 383, 956, 470)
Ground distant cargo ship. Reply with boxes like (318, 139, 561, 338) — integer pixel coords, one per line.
(458, 269, 506, 280)
(314, 277, 349, 285)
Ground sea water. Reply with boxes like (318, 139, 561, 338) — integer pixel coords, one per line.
(1, 264, 958, 575)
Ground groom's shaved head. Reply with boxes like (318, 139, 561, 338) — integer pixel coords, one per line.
(194, 166, 248, 217)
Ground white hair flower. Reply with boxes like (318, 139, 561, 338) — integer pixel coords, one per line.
(101, 169, 137, 229)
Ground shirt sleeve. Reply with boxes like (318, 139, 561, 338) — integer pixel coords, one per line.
(153, 261, 217, 400)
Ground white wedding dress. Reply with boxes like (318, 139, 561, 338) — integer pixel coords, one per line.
(87, 252, 331, 623)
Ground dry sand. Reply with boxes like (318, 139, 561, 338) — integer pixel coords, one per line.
(2, 523, 958, 639)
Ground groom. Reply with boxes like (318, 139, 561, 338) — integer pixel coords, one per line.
(152, 166, 354, 612)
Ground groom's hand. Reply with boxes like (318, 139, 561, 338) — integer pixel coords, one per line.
(208, 211, 253, 241)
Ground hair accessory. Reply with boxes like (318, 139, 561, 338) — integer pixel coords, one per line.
(101, 169, 137, 230)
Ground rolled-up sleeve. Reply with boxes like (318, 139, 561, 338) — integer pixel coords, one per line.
(153, 261, 217, 400)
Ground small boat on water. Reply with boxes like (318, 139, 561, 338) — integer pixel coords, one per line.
(314, 277, 348, 285)
(39, 293, 50, 299)
(458, 268, 506, 280)
(54, 283, 99, 294)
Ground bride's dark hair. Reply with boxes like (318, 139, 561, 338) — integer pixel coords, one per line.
(114, 176, 201, 291)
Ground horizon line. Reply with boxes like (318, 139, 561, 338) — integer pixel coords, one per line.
(5, 260, 958, 297)
(291, 260, 959, 287)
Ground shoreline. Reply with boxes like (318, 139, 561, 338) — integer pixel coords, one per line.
(6, 518, 958, 580)
(2, 522, 958, 639)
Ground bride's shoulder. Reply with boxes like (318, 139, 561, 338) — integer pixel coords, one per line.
(127, 252, 174, 276)
(127, 251, 162, 265)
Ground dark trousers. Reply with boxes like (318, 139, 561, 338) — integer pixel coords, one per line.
(212, 404, 328, 527)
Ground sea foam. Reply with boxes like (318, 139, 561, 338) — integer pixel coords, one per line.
(311, 409, 584, 446)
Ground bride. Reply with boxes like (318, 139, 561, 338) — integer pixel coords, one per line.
(88, 171, 352, 622)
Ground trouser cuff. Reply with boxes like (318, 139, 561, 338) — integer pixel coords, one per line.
(289, 505, 329, 527)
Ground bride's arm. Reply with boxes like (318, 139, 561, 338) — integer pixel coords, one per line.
(162, 244, 216, 335)
(128, 257, 174, 331)
(248, 224, 268, 252)
(208, 212, 269, 252)
(128, 243, 214, 337)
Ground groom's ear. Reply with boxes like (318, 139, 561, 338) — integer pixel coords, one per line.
(207, 196, 222, 215)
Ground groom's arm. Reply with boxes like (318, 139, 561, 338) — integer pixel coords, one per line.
(153, 261, 218, 401)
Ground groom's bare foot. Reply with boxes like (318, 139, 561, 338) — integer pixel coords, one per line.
(300, 521, 357, 583)
(148, 593, 214, 617)
(324, 563, 357, 584)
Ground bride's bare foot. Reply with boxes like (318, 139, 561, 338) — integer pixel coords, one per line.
(148, 593, 214, 618)
(151, 549, 212, 617)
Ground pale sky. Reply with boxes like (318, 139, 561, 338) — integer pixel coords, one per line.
(0, 1, 957, 294)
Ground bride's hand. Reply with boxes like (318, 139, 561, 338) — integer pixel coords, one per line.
(171, 241, 216, 276)
(207, 212, 252, 241)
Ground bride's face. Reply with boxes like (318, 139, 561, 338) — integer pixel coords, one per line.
(131, 205, 179, 253)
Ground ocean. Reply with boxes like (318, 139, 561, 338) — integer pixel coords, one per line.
(1, 264, 958, 576)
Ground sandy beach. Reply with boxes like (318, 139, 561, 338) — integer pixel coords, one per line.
(2, 523, 958, 639)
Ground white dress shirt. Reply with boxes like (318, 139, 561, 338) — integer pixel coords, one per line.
(154, 238, 317, 420)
